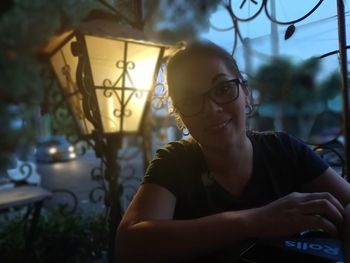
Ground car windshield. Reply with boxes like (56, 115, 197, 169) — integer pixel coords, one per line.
(39, 139, 61, 147)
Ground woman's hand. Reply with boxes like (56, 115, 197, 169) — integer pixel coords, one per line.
(252, 192, 344, 238)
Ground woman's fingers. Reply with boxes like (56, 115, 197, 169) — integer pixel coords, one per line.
(261, 192, 345, 237)
(302, 214, 338, 237)
(297, 192, 344, 216)
(299, 199, 344, 228)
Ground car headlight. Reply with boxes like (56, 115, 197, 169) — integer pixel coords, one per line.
(49, 147, 58, 154)
(68, 146, 75, 153)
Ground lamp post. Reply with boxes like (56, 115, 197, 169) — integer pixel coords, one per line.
(41, 18, 171, 261)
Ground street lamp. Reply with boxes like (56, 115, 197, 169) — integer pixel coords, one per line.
(72, 19, 167, 135)
(41, 18, 171, 261)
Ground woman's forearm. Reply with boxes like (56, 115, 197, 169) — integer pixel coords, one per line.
(116, 209, 257, 262)
(116, 191, 346, 262)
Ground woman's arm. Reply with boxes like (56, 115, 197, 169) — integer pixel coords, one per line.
(116, 183, 344, 262)
(116, 183, 258, 262)
(301, 167, 350, 206)
(301, 167, 350, 262)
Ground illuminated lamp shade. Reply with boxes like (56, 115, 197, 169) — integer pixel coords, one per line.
(71, 19, 171, 135)
(42, 30, 95, 136)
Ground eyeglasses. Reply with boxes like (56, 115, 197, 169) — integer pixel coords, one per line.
(174, 78, 245, 117)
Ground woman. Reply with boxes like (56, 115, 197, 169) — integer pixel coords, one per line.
(116, 40, 350, 262)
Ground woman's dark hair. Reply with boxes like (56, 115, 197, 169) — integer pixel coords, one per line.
(166, 40, 245, 98)
(165, 40, 247, 130)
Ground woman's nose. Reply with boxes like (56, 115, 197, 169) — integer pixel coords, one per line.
(203, 96, 223, 115)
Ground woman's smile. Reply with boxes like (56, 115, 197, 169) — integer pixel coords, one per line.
(204, 118, 233, 132)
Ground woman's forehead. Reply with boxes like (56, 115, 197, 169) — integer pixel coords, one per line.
(169, 56, 238, 96)
(176, 55, 236, 77)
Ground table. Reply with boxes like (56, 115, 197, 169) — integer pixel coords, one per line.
(0, 185, 52, 252)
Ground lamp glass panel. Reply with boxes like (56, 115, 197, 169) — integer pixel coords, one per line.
(122, 89, 148, 132)
(50, 37, 94, 135)
(95, 89, 122, 133)
(125, 43, 161, 90)
(95, 88, 149, 133)
(50, 37, 78, 93)
(86, 35, 162, 134)
(85, 35, 124, 87)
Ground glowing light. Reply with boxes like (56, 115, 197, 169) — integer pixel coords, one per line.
(49, 147, 58, 154)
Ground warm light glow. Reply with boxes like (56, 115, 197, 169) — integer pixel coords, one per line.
(126, 42, 161, 90)
(85, 35, 161, 90)
(85, 35, 163, 133)
(85, 35, 125, 87)
(96, 89, 121, 133)
(122, 89, 148, 132)
(95, 89, 149, 133)
(46, 21, 170, 137)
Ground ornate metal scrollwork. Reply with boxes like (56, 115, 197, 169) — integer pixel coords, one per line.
(152, 82, 169, 110)
(6, 161, 32, 184)
(47, 81, 91, 156)
(113, 108, 132, 118)
(211, 0, 325, 55)
(45, 53, 90, 147)
(89, 159, 107, 205)
(211, 1, 348, 177)
(134, 90, 144, 99)
(98, 59, 143, 124)
(118, 158, 142, 212)
(76, 48, 100, 130)
(151, 64, 169, 111)
(87, 143, 143, 212)
(89, 186, 106, 204)
(50, 189, 78, 214)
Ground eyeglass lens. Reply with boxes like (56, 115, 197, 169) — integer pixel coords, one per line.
(175, 79, 240, 117)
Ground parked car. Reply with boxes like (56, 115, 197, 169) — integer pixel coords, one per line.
(35, 135, 77, 163)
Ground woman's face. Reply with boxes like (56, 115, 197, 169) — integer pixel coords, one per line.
(170, 55, 249, 147)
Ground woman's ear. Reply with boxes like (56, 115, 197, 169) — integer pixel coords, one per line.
(243, 85, 251, 104)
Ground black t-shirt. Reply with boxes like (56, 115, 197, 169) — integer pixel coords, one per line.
(143, 131, 329, 219)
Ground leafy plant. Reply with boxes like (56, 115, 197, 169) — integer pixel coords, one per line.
(250, 57, 342, 139)
(0, 0, 110, 170)
(0, 206, 109, 263)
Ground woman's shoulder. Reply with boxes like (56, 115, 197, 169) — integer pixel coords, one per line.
(158, 138, 198, 154)
(247, 130, 290, 141)
(248, 130, 306, 151)
(144, 138, 206, 195)
(153, 138, 202, 164)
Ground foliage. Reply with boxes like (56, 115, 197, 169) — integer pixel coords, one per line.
(250, 56, 342, 139)
(144, 0, 221, 43)
(317, 71, 342, 101)
(251, 57, 294, 104)
(0, 0, 108, 169)
(45, 80, 81, 142)
(251, 57, 341, 108)
(0, 206, 109, 263)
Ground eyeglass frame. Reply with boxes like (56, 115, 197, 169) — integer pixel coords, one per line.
(173, 78, 247, 117)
